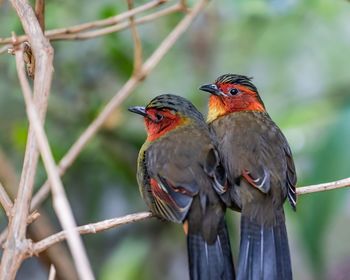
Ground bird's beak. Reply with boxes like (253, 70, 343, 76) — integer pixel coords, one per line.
(199, 83, 223, 96)
(128, 106, 148, 117)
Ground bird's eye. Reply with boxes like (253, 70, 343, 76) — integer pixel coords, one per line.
(229, 88, 239, 95)
(155, 113, 163, 122)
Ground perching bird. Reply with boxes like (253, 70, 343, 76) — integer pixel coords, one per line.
(199, 74, 297, 280)
(129, 94, 235, 280)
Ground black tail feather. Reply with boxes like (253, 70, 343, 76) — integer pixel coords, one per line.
(237, 215, 292, 280)
(187, 222, 235, 280)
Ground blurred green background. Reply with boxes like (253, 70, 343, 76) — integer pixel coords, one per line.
(0, 0, 350, 279)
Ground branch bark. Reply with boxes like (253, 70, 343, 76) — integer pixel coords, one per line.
(32, 212, 153, 255)
(47, 3, 183, 41)
(14, 46, 94, 280)
(35, 0, 45, 31)
(0, 0, 168, 45)
(0, 0, 54, 278)
(128, 0, 143, 75)
(0, 182, 13, 218)
(296, 177, 350, 195)
(30, 176, 350, 255)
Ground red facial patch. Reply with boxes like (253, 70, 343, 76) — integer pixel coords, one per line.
(144, 109, 185, 142)
(217, 83, 265, 113)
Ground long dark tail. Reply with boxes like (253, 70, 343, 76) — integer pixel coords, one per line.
(187, 221, 235, 280)
(237, 215, 292, 280)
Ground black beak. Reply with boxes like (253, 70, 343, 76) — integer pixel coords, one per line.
(128, 106, 148, 117)
(199, 83, 222, 96)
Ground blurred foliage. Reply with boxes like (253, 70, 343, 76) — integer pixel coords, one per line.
(0, 0, 350, 279)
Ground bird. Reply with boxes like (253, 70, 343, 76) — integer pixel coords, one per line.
(199, 74, 297, 280)
(128, 94, 235, 280)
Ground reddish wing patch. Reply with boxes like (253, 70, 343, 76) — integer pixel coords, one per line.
(242, 168, 271, 194)
(242, 169, 257, 188)
(150, 178, 175, 205)
(150, 178, 195, 202)
(149, 177, 194, 223)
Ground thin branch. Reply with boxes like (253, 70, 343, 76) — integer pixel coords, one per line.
(32, 212, 153, 255)
(14, 47, 94, 280)
(296, 177, 350, 195)
(128, 0, 143, 75)
(35, 0, 45, 31)
(0, 3, 183, 48)
(0, 0, 168, 45)
(44, 3, 183, 42)
(31, 177, 350, 255)
(0, 182, 13, 218)
(0, 0, 54, 278)
(27, 210, 40, 225)
(0, 44, 10, 54)
(29, 0, 208, 213)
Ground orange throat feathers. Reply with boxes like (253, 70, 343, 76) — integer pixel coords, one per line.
(207, 96, 227, 123)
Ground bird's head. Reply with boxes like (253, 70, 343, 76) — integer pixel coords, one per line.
(129, 94, 204, 142)
(199, 74, 266, 122)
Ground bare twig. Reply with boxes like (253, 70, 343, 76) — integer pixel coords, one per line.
(0, 44, 11, 54)
(0, 3, 183, 48)
(45, 3, 183, 42)
(31, 176, 350, 255)
(0, 182, 13, 217)
(30, 0, 208, 213)
(32, 212, 153, 255)
(27, 210, 40, 225)
(296, 177, 350, 195)
(35, 0, 45, 31)
(0, 0, 54, 278)
(0, 0, 168, 45)
(15, 47, 94, 280)
(128, 0, 143, 75)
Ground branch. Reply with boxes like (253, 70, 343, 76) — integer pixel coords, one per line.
(0, 44, 10, 54)
(14, 46, 94, 280)
(128, 0, 143, 75)
(29, 0, 208, 213)
(32, 212, 153, 255)
(30, 177, 350, 255)
(0, 0, 168, 45)
(0, 0, 54, 278)
(0, 182, 13, 218)
(35, 0, 45, 31)
(296, 177, 350, 195)
(41, 3, 183, 42)
(0, 3, 183, 54)
(0, 148, 78, 279)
